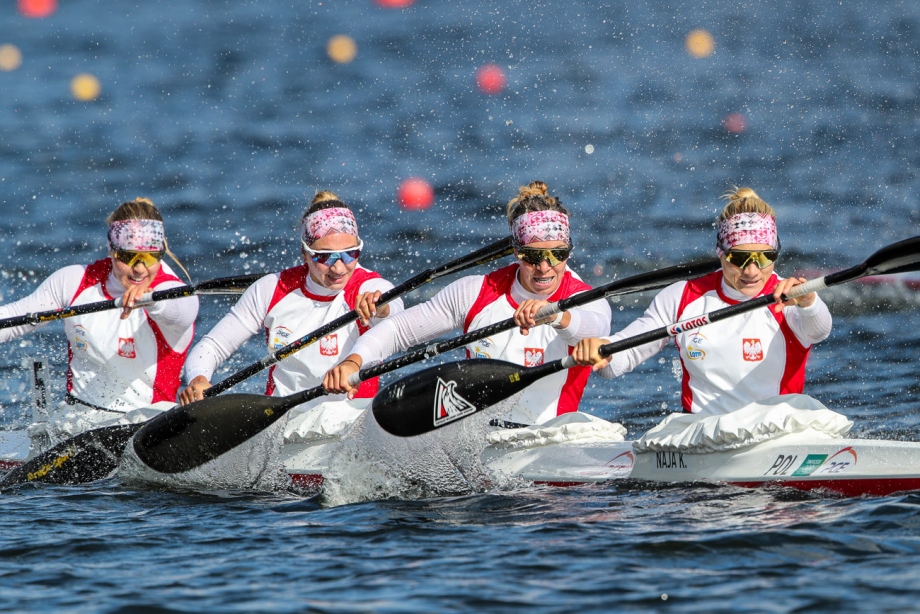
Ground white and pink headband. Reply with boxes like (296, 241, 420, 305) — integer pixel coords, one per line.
(108, 219, 165, 252)
(301, 206, 358, 246)
(511, 210, 571, 246)
(716, 212, 779, 256)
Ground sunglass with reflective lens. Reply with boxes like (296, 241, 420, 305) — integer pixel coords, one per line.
(515, 247, 572, 267)
(303, 239, 364, 266)
(723, 249, 779, 270)
(112, 250, 164, 268)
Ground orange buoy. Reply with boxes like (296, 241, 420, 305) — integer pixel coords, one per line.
(71, 73, 102, 101)
(685, 29, 715, 58)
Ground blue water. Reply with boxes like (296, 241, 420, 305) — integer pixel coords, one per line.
(2, 0, 920, 610)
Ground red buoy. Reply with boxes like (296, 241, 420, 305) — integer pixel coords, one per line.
(398, 178, 434, 210)
(476, 64, 507, 95)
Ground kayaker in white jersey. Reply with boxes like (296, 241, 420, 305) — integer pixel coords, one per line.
(572, 186, 832, 415)
(0, 198, 199, 445)
(323, 181, 613, 426)
(179, 191, 403, 409)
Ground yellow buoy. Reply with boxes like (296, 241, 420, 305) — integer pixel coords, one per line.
(327, 35, 357, 64)
(685, 29, 715, 58)
(71, 73, 101, 101)
(0, 44, 22, 71)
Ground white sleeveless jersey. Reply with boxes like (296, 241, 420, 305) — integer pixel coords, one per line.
(463, 264, 593, 425)
(263, 265, 384, 400)
(185, 264, 400, 411)
(0, 258, 198, 411)
(600, 270, 832, 415)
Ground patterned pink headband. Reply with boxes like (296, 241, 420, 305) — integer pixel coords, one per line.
(108, 219, 165, 252)
(511, 210, 570, 246)
(716, 212, 779, 256)
(301, 206, 359, 246)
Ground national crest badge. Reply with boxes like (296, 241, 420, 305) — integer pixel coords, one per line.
(118, 337, 137, 359)
(742, 338, 763, 361)
(524, 347, 544, 367)
(319, 334, 339, 356)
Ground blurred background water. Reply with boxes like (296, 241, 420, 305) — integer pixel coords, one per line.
(2, 0, 920, 611)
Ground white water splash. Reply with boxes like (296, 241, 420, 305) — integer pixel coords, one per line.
(320, 396, 522, 507)
(119, 420, 290, 492)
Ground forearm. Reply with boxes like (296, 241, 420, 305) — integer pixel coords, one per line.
(553, 296, 612, 342)
(351, 276, 479, 365)
(785, 295, 833, 346)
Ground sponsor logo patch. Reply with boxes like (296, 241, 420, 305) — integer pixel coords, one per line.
(471, 346, 491, 359)
(118, 337, 136, 359)
(319, 334, 339, 356)
(433, 377, 477, 427)
(817, 446, 857, 474)
(73, 325, 88, 351)
(669, 315, 710, 335)
(686, 332, 707, 360)
(271, 326, 293, 350)
(606, 450, 635, 470)
(743, 338, 763, 361)
(791, 454, 827, 477)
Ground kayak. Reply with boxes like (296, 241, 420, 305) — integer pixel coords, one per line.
(4, 394, 920, 498)
(284, 394, 920, 498)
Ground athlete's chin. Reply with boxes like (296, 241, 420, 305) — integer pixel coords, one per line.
(324, 274, 349, 290)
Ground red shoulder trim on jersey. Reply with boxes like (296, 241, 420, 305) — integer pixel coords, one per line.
(268, 266, 310, 313)
(463, 264, 518, 333)
(677, 271, 723, 319)
(150, 265, 181, 288)
(343, 268, 383, 310)
(71, 259, 114, 304)
(343, 268, 383, 336)
(548, 270, 592, 301)
(462, 265, 593, 333)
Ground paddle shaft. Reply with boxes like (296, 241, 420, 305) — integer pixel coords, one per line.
(0, 273, 265, 330)
(203, 236, 514, 396)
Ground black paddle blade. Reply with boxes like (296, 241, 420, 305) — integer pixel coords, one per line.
(0, 424, 141, 488)
(865, 236, 920, 275)
(132, 393, 289, 474)
(372, 358, 555, 437)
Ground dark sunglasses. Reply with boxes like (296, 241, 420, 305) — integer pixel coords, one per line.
(112, 250, 164, 268)
(302, 239, 364, 266)
(723, 249, 779, 269)
(515, 247, 572, 267)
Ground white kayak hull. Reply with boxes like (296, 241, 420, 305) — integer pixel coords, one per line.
(5, 406, 920, 498)
(483, 431, 920, 497)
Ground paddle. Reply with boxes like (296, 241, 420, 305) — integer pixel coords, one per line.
(371, 235, 920, 437)
(200, 236, 515, 396)
(128, 257, 718, 473)
(0, 238, 514, 487)
(0, 273, 265, 330)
